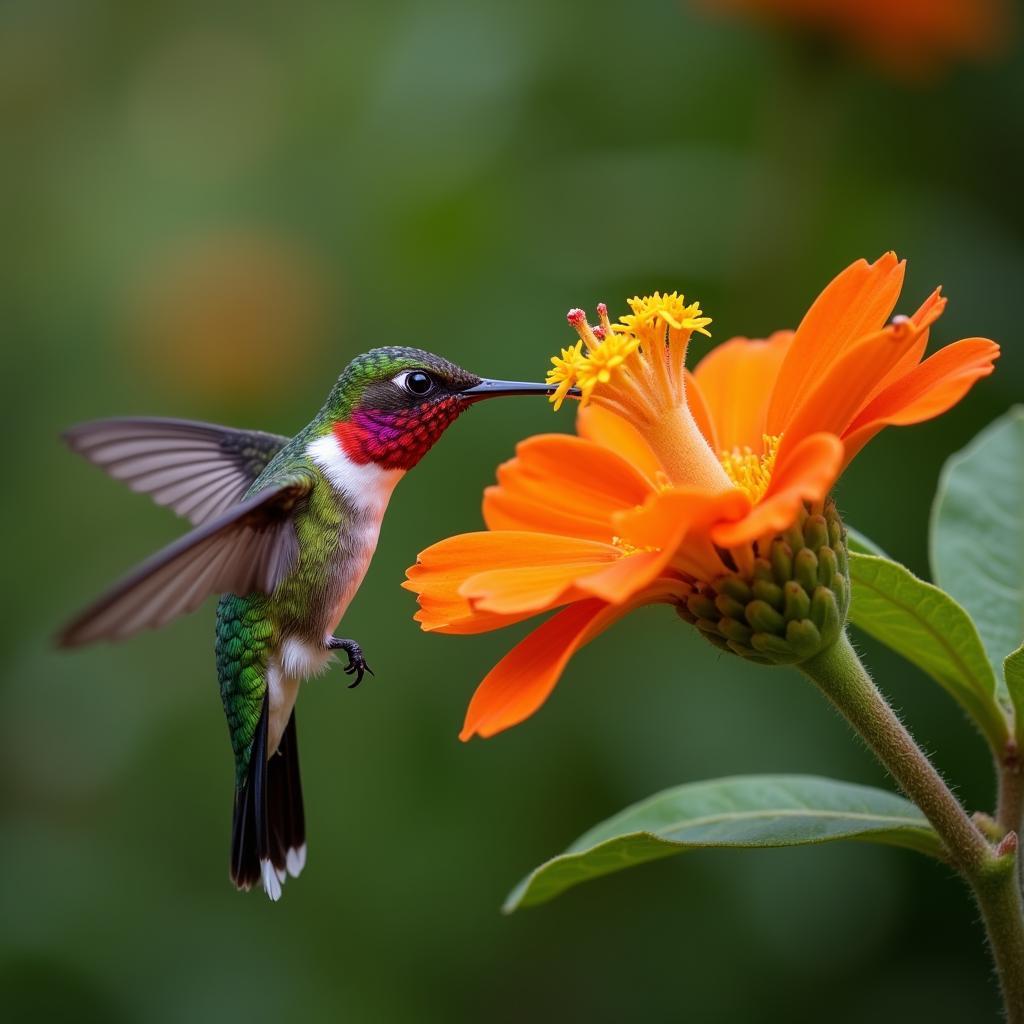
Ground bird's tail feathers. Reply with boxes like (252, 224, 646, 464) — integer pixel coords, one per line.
(230, 702, 306, 901)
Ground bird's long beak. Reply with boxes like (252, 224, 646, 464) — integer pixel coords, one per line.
(459, 379, 580, 403)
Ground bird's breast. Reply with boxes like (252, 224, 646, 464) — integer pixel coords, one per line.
(306, 430, 406, 640)
(325, 514, 381, 632)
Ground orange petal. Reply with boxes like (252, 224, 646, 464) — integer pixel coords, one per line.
(767, 253, 906, 434)
(460, 544, 619, 615)
(683, 369, 718, 450)
(460, 580, 685, 741)
(614, 486, 752, 581)
(711, 433, 844, 548)
(841, 338, 1000, 464)
(575, 404, 664, 482)
(858, 288, 945, 409)
(574, 549, 672, 605)
(405, 531, 608, 631)
(691, 331, 792, 452)
(618, 486, 750, 550)
(412, 597, 535, 636)
(482, 433, 654, 540)
(774, 317, 927, 469)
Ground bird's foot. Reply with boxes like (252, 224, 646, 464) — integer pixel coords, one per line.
(327, 637, 374, 688)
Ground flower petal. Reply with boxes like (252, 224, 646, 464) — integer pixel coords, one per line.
(711, 433, 844, 548)
(614, 486, 752, 581)
(461, 547, 619, 615)
(575, 404, 664, 483)
(573, 549, 672, 605)
(864, 288, 946, 402)
(767, 252, 906, 434)
(691, 331, 792, 452)
(459, 581, 685, 741)
(841, 338, 1000, 464)
(405, 531, 611, 631)
(773, 317, 927, 470)
(412, 596, 534, 636)
(683, 369, 718, 450)
(483, 433, 654, 540)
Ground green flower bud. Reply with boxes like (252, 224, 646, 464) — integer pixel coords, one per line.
(677, 499, 850, 666)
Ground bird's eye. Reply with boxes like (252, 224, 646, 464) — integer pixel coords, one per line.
(398, 370, 435, 397)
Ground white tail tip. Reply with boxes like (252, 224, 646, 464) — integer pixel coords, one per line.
(261, 859, 283, 901)
(286, 844, 307, 878)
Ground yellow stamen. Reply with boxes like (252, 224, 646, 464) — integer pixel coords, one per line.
(546, 294, 732, 492)
(612, 536, 660, 556)
(620, 291, 713, 335)
(719, 434, 781, 503)
(547, 340, 586, 411)
(546, 294, 712, 415)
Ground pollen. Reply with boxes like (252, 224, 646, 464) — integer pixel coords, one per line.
(719, 434, 781, 503)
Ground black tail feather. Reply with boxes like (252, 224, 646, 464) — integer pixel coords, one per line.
(230, 703, 306, 899)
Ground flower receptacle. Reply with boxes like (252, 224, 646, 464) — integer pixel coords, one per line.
(678, 500, 850, 666)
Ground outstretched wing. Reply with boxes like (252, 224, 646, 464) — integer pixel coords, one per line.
(64, 417, 291, 525)
(57, 475, 312, 647)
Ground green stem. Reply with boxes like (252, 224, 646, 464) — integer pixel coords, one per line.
(803, 633, 989, 872)
(976, 854, 1024, 1023)
(997, 742, 1024, 837)
(802, 633, 1024, 1020)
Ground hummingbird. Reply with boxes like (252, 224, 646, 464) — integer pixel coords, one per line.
(58, 346, 570, 900)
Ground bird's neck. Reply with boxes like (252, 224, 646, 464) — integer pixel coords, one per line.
(306, 431, 405, 518)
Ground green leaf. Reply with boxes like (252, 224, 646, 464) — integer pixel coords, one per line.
(931, 407, 1024, 682)
(504, 775, 942, 912)
(1006, 645, 1024, 746)
(847, 552, 1007, 750)
(845, 526, 890, 559)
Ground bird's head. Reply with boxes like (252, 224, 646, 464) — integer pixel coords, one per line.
(322, 346, 565, 471)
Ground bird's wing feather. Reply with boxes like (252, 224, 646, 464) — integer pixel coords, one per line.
(57, 475, 312, 647)
(63, 417, 291, 524)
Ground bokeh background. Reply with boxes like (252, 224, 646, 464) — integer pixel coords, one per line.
(3, 1, 1023, 1020)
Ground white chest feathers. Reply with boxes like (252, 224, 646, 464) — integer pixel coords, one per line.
(307, 432, 405, 518)
(307, 431, 405, 633)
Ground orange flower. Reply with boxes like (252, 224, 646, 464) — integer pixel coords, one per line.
(701, 0, 1011, 75)
(404, 254, 999, 740)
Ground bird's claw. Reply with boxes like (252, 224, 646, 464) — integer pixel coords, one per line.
(343, 655, 374, 689)
(327, 637, 374, 689)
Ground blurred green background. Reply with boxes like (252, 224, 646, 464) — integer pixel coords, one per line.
(3, 1, 1022, 1020)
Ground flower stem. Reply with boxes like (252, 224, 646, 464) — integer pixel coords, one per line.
(802, 633, 989, 872)
(801, 633, 1024, 1020)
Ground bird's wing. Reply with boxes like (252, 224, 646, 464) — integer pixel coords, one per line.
(63, 417, 291, 525)
(57, 474, 313, 647)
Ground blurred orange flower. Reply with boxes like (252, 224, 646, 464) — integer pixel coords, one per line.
(404, 254, 998, 740)
(126, 231, 329, 401)
(703, 0, 1010, 74)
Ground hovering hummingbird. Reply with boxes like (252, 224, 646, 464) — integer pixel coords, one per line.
(58, 346, 569, 900)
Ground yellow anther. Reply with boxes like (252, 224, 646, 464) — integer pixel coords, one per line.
(612, 536, 660, 556)
(622, 292, 713, 335)
(546, 340, 586, 411)
(546, 292, 711, 411)
(719, 434, 781, 503)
